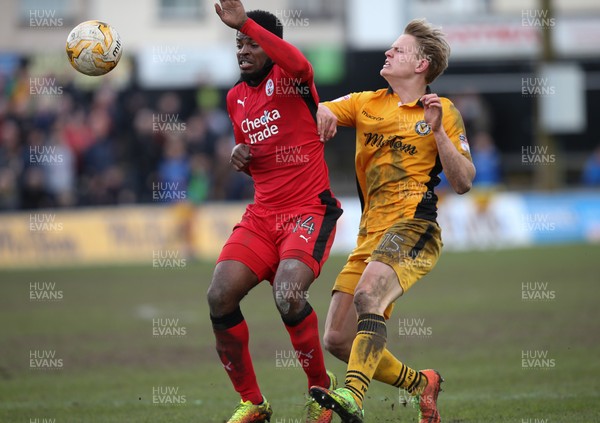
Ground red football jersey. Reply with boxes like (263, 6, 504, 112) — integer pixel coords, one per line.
(226, 19, 331, 210)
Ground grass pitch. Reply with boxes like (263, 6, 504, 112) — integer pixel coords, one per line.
(1, 244, 599, 422)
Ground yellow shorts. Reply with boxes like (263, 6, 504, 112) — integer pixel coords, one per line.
(333, 218, 442, 319)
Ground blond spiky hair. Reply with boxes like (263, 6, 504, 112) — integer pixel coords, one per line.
(404, 19, 451, 84)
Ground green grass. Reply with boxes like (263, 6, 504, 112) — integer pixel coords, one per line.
(1, 244, 599, 422)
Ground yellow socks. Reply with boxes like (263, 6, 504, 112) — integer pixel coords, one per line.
(373, 348, 426, 394)
(344, 314, 387, 408)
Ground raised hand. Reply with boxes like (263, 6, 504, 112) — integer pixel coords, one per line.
(215, 0, 248, 30)
(421, 93, 443, 132)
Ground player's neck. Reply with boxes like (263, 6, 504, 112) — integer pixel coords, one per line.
(389, 81, 426, 105)
(241, 62, 274, 87)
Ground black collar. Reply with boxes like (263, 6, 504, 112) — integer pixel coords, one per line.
(386, 85, 431, 107)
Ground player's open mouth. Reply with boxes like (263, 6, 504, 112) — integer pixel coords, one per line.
(382, 60, 390, 68)
(239, 60, 253, 70)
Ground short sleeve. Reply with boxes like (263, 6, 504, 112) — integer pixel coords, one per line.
(443, 101, 473, 162)
(322, 93, 360, 128)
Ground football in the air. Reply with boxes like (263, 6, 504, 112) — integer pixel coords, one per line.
(65, 20, 122, 76)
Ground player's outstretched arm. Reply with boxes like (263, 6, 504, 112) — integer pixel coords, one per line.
(422, 93, 475, 194)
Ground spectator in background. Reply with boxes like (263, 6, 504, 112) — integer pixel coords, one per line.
(0, 119, 23, 209)
(0, 57, 255, 211)
(452, 90, 492, 136)
(185, 111, 217, 160)
(0, 167, 19, 209)
(21, 127, 53, 209)
(45, 121, 76, 207)
(178, 152, 211, 259)
(196, 85, 232, 137)
(187, 153, 210, 204)
(132, 107, 164, 202)
(81, 108, 118, 204)
(63, 107, 93, 165)
(20, 167, 52, 209)
(212, 134, 237, 200)
(470, 131, 501, 187)
(582, 145, 600, 186)
(0, 119, 23, 177)
(439, 93, 500, 192)
(157, 132, 190, 201)
(157, 91, 183, 120)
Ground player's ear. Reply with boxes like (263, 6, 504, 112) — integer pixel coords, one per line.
(415, 57, 429, 75)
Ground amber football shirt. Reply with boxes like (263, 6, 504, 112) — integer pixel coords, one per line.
(323, 88, 472, 233)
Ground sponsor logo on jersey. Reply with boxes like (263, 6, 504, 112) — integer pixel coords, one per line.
(361, 109, 384, 121)
(266, 78, 274, 96)
(241, 109, 282, 144)
(363, 132, 417, 155)
(415, 120, 431, 136)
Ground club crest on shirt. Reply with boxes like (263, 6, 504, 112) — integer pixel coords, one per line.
(266, 78, 274, 96)
(415, 120, 431, 136)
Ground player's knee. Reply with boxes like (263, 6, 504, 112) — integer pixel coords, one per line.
(206, 283, 222, 312)
(323, 330, 351, 362)
(353, 287, 378, 314)
(207, 283, 236, 316)
(274, 290, 307, 319)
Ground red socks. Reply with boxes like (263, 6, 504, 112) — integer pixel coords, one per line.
(211, 308, 263, 405)
(283, 304, 329, 390)
(212, 303, 328, 403)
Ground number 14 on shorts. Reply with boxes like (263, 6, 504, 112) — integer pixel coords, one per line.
(294, 216, 315, 234)
(275, 214, 316, 237)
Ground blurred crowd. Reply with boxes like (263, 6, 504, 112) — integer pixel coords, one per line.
(2, 61, 599, 212)
(0, 63, 252, 210)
